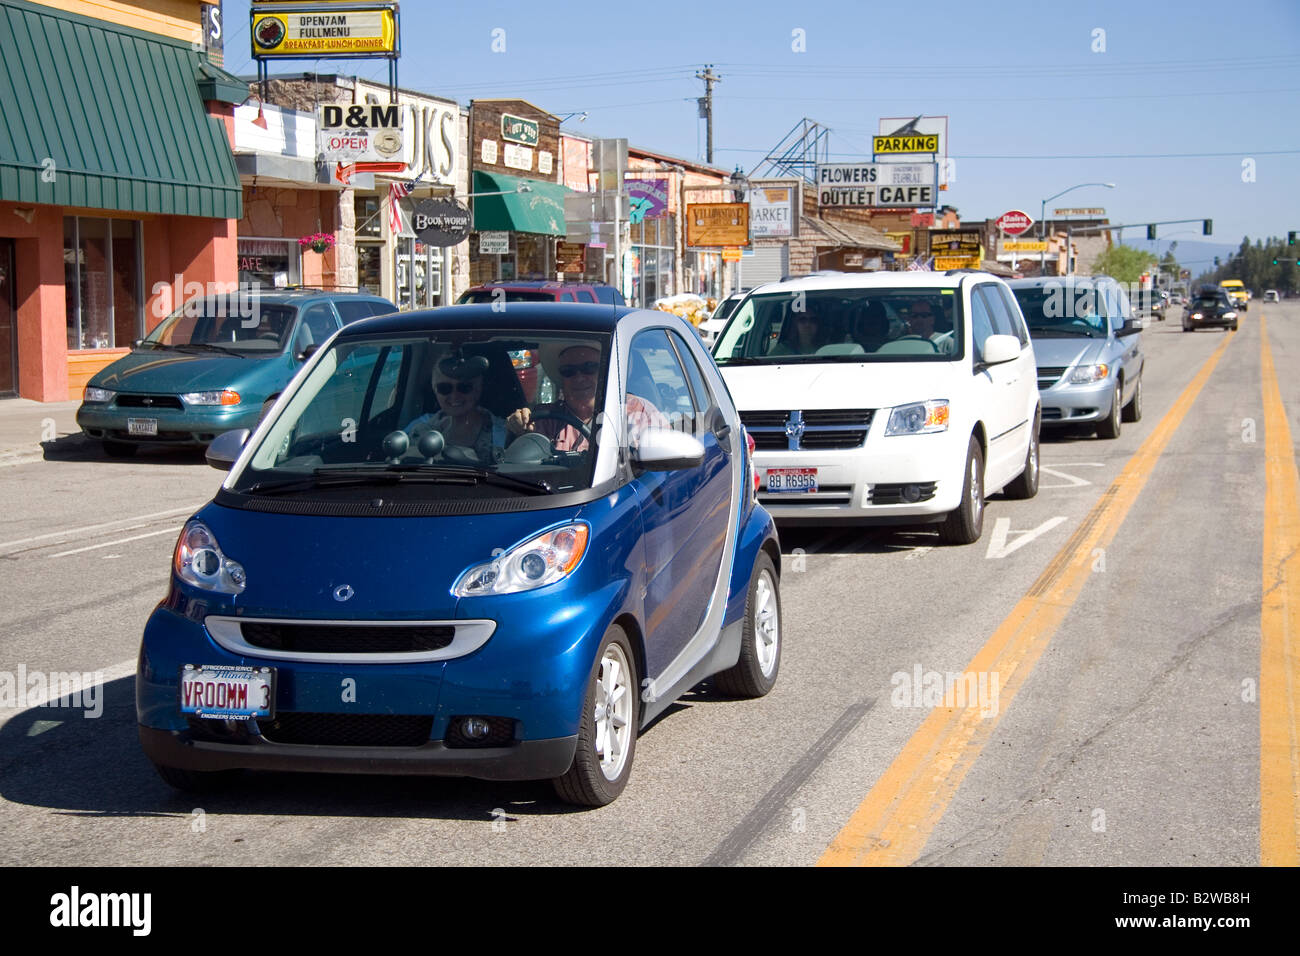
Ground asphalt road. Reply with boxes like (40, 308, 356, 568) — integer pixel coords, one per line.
(1, 302, 1295, 866)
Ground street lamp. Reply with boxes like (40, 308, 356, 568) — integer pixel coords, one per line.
(1040, 182, 1115, 275)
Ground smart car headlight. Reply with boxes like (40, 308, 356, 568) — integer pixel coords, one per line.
(885, 400, 949, 436)
(453, 523, 590, 596)
(83, 386, 114, 403)
(173, 520, 247, 594)
(1068, 363, 1110, 384)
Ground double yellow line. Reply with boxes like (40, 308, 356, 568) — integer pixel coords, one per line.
(820, 329, 1246, 866)
(1259, 315, 1300, 866)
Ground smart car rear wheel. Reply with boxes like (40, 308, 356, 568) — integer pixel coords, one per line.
(938, 436, 985, 545)
(553, 625, 638, 807)
(714, 551, 781, 698)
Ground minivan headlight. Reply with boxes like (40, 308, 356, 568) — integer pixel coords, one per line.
(84, 386, 114, 403)
(1068, 364, 1110, 384)
(173, 520, 247, 594)
(885, 400, 949, 436)
(454, 523, 590, 596)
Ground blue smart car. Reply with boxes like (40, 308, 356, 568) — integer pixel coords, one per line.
(137, 304, 781, 806)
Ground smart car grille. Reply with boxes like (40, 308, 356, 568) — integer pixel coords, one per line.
(739, 409, 874, 451)
(240, 622, 456, 654)
(870, 482, 938, 505)
(259, 712, 434, 747)
(115, 394, 184, 410)
(1037, 367, 1068, 389)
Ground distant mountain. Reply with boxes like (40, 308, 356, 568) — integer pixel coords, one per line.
(1125, 238, 1240, 271)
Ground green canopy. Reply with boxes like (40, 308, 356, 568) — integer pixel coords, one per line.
(472, 170, 569, 236)
(0, 0, 242, 219)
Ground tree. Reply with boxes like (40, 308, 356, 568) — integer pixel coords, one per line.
(1092, 243, 1158, 284)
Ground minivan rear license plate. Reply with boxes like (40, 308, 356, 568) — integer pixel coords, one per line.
(180, 665, 275, 720)
(766, 468, 818, 493)
(127, 418, 158, 436)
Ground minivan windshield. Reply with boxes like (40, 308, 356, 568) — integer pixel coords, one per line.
(141, 297, 298, 353)
(229, 329, 613, 499)
(713, 288, 964, 363)
(1011, 282, 1113, 338)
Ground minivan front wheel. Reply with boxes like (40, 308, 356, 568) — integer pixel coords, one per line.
(1096, 385, 1122, 439)
(938, 436, 985, 545)
(1122, 375, 1143, 423)
(553, 625, 639, 807)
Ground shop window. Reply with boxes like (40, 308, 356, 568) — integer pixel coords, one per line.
(355, 195, 383, 239)
(357, 243, 383, 296)
(64, 217, 142, 350)
(238, 238, 300, 291)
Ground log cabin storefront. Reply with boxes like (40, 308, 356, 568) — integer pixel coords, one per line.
(0, 0, 243, 401)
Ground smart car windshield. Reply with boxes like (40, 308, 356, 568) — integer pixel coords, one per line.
(229, 329, 614, 499)
(142, 298, 298, 353)
(713, 288, 964, 364)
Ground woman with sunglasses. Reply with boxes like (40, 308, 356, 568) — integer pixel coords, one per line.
(404, 354, 508, 463)
(507, 342, 668, 453)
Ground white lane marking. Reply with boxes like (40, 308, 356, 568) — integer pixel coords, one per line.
(50, 526, 181, 558)
(1039, 462, 1104, 489)
(985, 516, 1069, 560)
(0, 658, 136, 729)
(0, 505, 200, 553)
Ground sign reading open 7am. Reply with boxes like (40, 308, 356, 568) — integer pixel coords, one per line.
(251, 4, 399, 58)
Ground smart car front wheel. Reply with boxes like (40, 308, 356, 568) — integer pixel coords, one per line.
(553, 625, 639, 807)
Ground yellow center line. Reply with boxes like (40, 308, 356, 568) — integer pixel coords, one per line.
(1258, 314, 1300, 866)
(820, 329, 1238, 867)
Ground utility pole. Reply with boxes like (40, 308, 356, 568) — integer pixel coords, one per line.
(696, 65, 720, 165)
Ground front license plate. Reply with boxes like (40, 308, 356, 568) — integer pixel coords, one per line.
(126, 418, 158, 436)
(766, 468, 818, 493)
(180, 664, 275, 720)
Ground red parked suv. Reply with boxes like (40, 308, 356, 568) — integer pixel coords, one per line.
(456, 282, 626, 401)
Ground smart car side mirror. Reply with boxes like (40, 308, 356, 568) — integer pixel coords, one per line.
(296, 344, 319, 362)
(206, 429, 250, 471)
(631, 429, 705, 471)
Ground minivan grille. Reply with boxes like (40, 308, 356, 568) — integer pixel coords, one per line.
(740, 409, 874, 451)
(1037, 367, 1068, 389)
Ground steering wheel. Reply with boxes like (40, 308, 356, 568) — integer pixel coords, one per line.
(529, 409, 593, 442)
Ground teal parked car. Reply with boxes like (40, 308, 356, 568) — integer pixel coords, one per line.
(77, 290, 395, 456)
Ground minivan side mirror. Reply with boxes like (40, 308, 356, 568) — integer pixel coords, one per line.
(1118, 319, 1143, 336)
(979, 334, 1021, 368)
(631, 429, 706, 471)
(206, 429, 250, 471)
(296, 343, 320, 362)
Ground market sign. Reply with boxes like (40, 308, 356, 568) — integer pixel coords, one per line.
(500, 113, 539, 147)
(1002, 240, 1047, 253)
(626, 178, 669, 223)
(815, 163, 937, 208)
(411, 199, 471, 247)
(749, 184, 796, 238)
(317, 104, 403, 162)
(1054, 208, 1105, 217)
(995, 210, 1035, 236)
(686, 203, 750, 247)
(250, 4, 398, 58)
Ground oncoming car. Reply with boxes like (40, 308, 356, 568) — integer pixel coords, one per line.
(136, 304, 781, 806)
(712, 271, 1041, 545)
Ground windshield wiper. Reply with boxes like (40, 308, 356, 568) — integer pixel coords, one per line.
(714, 356, 769, 366)
(170, 342, 246, 356)
(245, 463, 551, 496)
(1031, 328, 1099, 337)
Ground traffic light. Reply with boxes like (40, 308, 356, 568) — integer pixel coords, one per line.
(1147, 224, 1157, 240)
(1275, 258, 1280, 266)
(1214, 256, 1221, 267)
(1290, 231, 1296, 246)
(1203, 220, 1212, 236)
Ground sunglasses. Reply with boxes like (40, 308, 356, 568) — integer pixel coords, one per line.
(559, 361, 600, 378)
(435, 381, 477, 395)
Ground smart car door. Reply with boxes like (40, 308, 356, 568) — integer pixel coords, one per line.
(628, 327, 733, 677)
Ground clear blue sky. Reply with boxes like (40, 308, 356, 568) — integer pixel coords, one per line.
(221, 0, 1300, 252)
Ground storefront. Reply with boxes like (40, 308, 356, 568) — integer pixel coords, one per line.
(468, 101, 570, 285)
(0, 0, 244, 401)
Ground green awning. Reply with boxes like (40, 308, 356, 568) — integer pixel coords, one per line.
(0, 0, 242, 219)
(473, 170, 570, 236)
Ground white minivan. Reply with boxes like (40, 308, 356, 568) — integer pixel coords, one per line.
(713, 271, 1041, 544)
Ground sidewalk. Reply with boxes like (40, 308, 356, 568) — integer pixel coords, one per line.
(0, 398, 85, 466)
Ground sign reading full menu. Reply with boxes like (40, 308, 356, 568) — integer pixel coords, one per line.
(815, 163, 937, 208)
(250, 4, 399, 58)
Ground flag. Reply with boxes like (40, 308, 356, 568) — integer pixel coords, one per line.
(388, 180, 415, 236)
(907, 256, 933, 272)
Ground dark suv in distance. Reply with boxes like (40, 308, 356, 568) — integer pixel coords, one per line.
(1183, 288, 1238, 332)
(457, 281, 626, 305)
(77, 289, 396, 456)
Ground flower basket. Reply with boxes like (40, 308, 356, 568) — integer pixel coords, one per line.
(298, 232, 336, 255)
